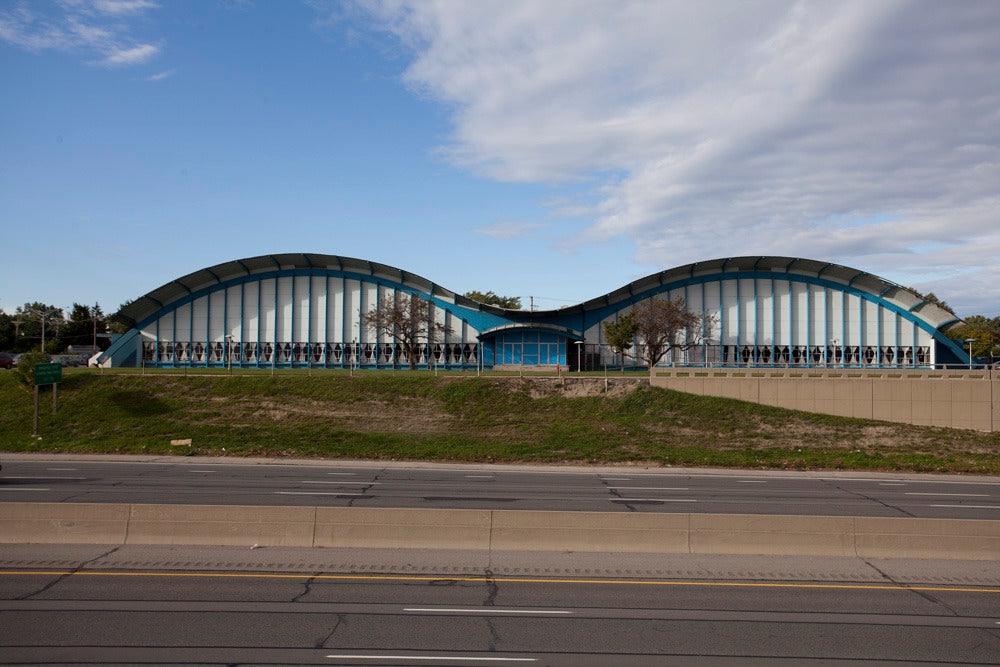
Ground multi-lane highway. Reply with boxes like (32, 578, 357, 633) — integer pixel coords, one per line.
(1, 455, 998, 519)
(2, 544, 999, 665)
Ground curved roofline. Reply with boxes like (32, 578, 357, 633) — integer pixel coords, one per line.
(118, 253, 958, 336)
(118, 252, 510, 327)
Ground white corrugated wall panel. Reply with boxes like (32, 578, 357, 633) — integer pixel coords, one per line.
(774, 280, 790, 346)
(756, 279, 772, 344)
(259, 279, 276, 343)
(361, 282, 378, 344)
(738, 278, 755, 346)
(276, 276, 293, 341)
(226, 285, 241, 339)
(191, 295, 208, 342)
(293, 276, 309, 343)
(311, 276, 326, 343)
(243, 283, 259, 343)
(328, 276, 343, 344)
(174, 303, 192, 343)
(344, 279, 360, 342)
(790, 282, 807, 346)
(721, 280, 738, 345)
(209, 290, 225, 342)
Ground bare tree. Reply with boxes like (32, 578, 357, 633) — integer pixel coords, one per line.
(632, 296, 716, 369)
(360, 292, 451, 370)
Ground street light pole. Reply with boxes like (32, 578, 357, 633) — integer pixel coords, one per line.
(575, 341, 584, 373)
(963, 338, 978, 370)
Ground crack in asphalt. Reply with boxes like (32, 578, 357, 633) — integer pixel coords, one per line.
(292, 575, 317, 603)
(603, 477, 638, 512)
(314, 613, 346, 649)
(862, 558, 961, 617)
(17, 545, 122, 600)
(824, 480, 915, 518)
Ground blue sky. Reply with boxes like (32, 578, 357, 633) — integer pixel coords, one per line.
(2, 0, 998, 317)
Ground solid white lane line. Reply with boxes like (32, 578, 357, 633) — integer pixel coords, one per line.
(613, 498, 697, 502)
(303, 481, 378, 485)
(275, 491, 364, 496)
(880, 483, 905, 486)
(738, 480, 767, 483)
(930, 504, 1000, 509)
(1, 476, 86, 480)
(405, 608, 571, 614)
(906, 492, 989, 497)
(0, 487, 50, 491)
(610, 486, 688, 491)
(326, 656, 535, 663)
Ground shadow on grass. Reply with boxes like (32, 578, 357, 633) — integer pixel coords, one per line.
(108, 390, 173, 418)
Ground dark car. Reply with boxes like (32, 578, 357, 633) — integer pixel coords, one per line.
(0, 352, 15, 369)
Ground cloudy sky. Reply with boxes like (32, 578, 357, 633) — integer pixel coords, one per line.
(2, 0, 998, 316)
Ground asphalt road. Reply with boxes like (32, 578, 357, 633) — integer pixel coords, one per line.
(2, 545, 999, 665)
(1, 455, 999, 519)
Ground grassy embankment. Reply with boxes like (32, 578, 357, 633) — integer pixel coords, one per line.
(1, 369, 997, 473)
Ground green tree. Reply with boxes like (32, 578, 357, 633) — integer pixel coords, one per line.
(55, 302, 110, 352)
(11, 350, 51, 393)
(906, 287, 955, 315)
(463, 290, 522, 309)
(0, 311, 15, 351)
(360, 293, 452, 370)
(110, 299, 135, 335)
(12, 303, 64, 354)
(946, 320, 1000, 359)
(603, 313, 639, 373)
(632, 297, 716, 369)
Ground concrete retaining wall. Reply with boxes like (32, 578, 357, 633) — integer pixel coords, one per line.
(2, 503, 997, 560)
(651, 368, 999, 432)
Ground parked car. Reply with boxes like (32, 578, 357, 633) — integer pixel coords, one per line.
(50, 354, 85, 367)
(0, 352, 15, 369)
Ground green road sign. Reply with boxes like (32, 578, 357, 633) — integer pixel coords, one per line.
(34, 362, 63, 386)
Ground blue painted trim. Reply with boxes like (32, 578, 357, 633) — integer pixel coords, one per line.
(268, 255, 280, 270)
(848, 271, 867, 287)
(817, 263, 834, 278)
(879, 285, 893, 297)
(909, 299, 930, 312)
(123, 266, 970, 367)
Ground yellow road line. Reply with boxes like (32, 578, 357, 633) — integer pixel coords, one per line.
(2, 570, 998, 593)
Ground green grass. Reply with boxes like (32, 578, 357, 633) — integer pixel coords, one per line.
(1, 369, 997, 473)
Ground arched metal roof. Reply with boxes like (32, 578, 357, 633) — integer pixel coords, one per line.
(117, 253, 960, 334)
(116, 252, 509, 327)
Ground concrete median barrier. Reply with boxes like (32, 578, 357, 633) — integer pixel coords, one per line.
(314, 507, 491, 550)
(855, 516, 1000, 560)
(2, 503, 998, 559)
(0, 502, 129, 544)
(690, 513, 857, 557)
(490, 510, 689, 553)
(125, 504, 316, 547)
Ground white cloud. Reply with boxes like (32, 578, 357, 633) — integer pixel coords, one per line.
(99, 42, 157, 65)
(0, 0, 161, 67)
(91, 0, 158, 15)
(348, 0, 1000, 315)
(146, 67, 174, 81)
(473, 220, 547, 240)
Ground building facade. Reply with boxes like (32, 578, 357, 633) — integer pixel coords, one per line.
(102, 254, 968, 370)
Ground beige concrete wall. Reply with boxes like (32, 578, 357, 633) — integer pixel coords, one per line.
(651, 369, 998, 432)
(3, 503, 998, 560)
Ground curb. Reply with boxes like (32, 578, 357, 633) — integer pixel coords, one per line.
(2, 503, 998, 560)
